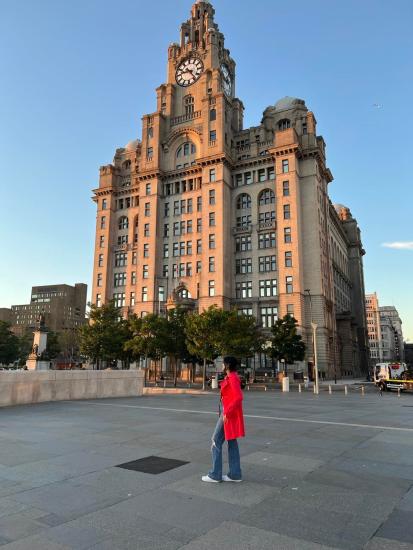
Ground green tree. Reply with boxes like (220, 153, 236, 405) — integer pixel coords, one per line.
(40, 331, 61, 361)
(0, 321, 19, 365)
(219, 309, 264, 359)
(58, 328, 81, 364)
(165, 307, 195, 386)
(125, 314, 170, 381)
(185, 306, 226, 390)
(267, 315, 306, 373)
(17, 328, 34, 366)
(79, 301, 128, 369)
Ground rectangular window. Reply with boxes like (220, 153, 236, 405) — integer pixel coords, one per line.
(145, 183, 151, 195)
(197, 239, 202, 254)
(180, 221, 186, 235)
(285, 251, 292, 267)
(197, 196, 202, 212)
(258, 232, 276, 249)
(132, 251, 137, 265)
(236, 215, 251, 228)
(282, 159, 289, 173)
(118, 235, 128, 246)
(244, 172, 252, 185)
(97, 273, 102, 287)
(163, 244, 169, 258)
(209, 168, 216, 182)
(158, 286, 165, 303)
(259, 279, 277, 297)
(142, 266, 148, 279)
(197, 218, 202, 232)
(98, 254, 104, 267)
(143, 244, 149, 257)
(196, 260, 202, 273)
(174, 201, 179, 216)
(144, 223, 150, 237)
(258, 169, 266, 182)
(259, 255, 276, 273)
(173, 242, 179, 257)
(209, 189, 216, 205)
(131, 271, 137, 284)
(164, 202, 170, 217)
(186, 220, 193, 234)
(286, 276, 293, 294)
(187, 198, 193, 213)
(100, 216, 106, 229)
(144, 202, 150, 216)
(283, 204, 291, 220)
(113, 293, 126, 308)
(187, 240, 193, 255)
(99, 235, 105, 248)
(102, 199, 107, 210)
(186, 262, 193, 276)
(260, 306, 278, 328)
(235, 174, 243, 187)
(209, 257, 215, 272)
(238, 307, 253, 316)
(208, 280, 215, 297)
(96, 294, 102, 308)
(268, 167, 275, 180)
(236, 258, 252, 274)
(162, 265, 169, 277)
(147, 147, 153, 160)
(210, 130, 216, 142)
(235, 235, 252, 252)
(179, 263, 185, 277)
(259, 211, 276, 225)
(173, 222, 179, 236)
(142, 287, 148, 302)
(209, 212, 216, 227)
(283, 181, 290, 196)
(164, 224, 169, 238)
(114, 272, 126, 287)
(180, 200, 186, 214)
(284, 227, 292, 243)
(287, 304, 294, 316)
(209, 234, 216, 249)
(235, 281, 252, 299)
(130, 292, 135, 307)
(172, 264, 178, 279)
(179, 241, 185, 256)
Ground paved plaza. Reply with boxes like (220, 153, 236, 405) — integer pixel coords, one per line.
(0, 390, 413, 549)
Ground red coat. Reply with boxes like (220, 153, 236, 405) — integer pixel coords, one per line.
(220, 372, 245, 441)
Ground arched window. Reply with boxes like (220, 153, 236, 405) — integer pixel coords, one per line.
(236, 193, 252, 210)
(278, 119, 291, 131)
(184, 95, 194, 116)
(209, 108, 216, 121)
(176, 141, 196, 159)
(123, 160, 131, 170)
(118, 216, 129, 230)
(259, 189, 275, 205)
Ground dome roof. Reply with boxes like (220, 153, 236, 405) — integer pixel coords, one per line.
(274, 96, 305, 112)
(125, 139, 140, 151)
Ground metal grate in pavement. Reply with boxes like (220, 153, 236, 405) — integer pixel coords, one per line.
(116, 456, 189, 474)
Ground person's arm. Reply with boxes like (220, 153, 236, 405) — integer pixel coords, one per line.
(224, 375, 243, 416)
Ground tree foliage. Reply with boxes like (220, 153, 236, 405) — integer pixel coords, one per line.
(0, 321, 19, 365)
(125, 314, 169, 363)
(267, 315, 306, 365)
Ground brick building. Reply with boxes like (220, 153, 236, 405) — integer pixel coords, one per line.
(91, 0, 368, 378)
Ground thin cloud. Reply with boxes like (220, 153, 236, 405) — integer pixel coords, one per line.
(382, 242, 413, 250)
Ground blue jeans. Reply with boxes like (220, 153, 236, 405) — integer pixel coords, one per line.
(208, 415, 242, 481)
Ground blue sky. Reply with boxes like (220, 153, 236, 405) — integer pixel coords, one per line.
(1, 0, 412, 339)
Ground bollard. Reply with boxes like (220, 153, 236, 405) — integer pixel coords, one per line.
(247, 384, 250, 391)
(361, 385, 365, 396)
(398, 388, 401, 397)
(164, 379, 166, 388)
(298, 383, 302, 393)
(265, 385, 267, 392)
(328, 385, 332, 395)
(344, 385, 348, 396)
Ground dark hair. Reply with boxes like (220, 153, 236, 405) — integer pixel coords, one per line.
(223, 356, 238, 372)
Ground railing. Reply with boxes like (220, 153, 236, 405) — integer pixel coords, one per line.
(258, 221, 277, 230)
(170, 111, 201, 126)
(232, 225, 252, 235)
(209, 140, 217, 147)
(236, 144, 251, 153)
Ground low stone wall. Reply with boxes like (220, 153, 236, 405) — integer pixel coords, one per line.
(0, 370, 145, 408)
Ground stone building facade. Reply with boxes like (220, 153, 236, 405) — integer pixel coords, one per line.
(91, 0, 368, 378)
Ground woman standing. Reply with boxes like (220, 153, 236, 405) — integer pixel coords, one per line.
(202, 356, 245, 483)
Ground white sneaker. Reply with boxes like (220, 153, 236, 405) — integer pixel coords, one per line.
(222, 475, 243, 483)
(201, 475, 220, 483)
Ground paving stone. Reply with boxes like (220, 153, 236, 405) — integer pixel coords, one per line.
(179, 521, 340, 549)
(375, 509, 413, 545)
(165, 473, 278, 506)
(242, 451, 324, 472)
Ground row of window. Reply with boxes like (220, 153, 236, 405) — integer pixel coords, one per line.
(235, 276, 294, 297)
(164, 177, 202, 196)
(236, 251, 292, 273)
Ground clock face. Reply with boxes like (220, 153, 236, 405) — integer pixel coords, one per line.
(176, 58, 204, 87)
(221, 64, 232, 96)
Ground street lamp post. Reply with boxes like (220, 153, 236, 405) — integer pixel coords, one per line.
(305, 289, 319, 395)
